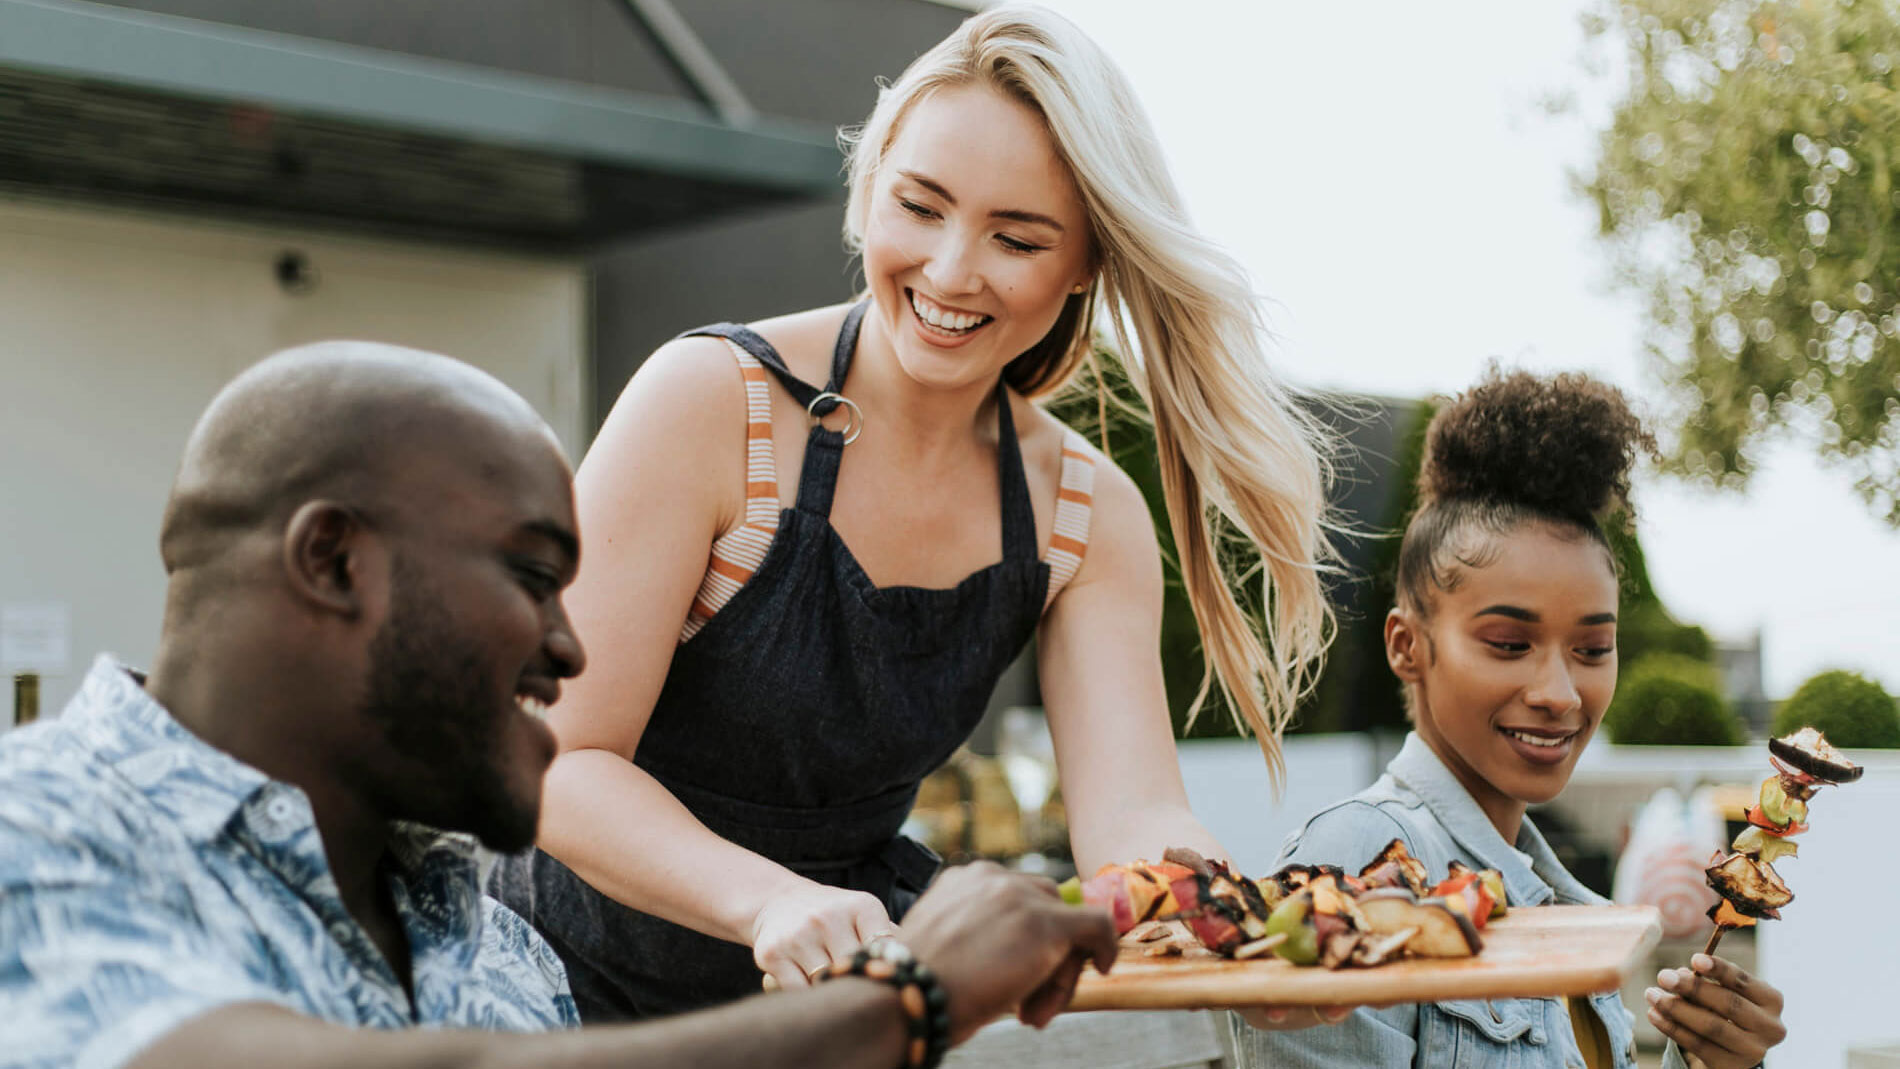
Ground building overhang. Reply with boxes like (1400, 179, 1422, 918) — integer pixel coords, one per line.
(0, 0, 845, 248)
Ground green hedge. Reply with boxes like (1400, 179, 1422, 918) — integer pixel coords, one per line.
(1603, 654, 1742, 746)
(1773, 670, 1900, 749)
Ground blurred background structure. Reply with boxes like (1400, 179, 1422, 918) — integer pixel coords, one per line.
(0, 0, 970, 717)
(6, 1, 1900, 1066)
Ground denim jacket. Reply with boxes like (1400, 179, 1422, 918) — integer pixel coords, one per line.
(1232, 733, 1685, 1069)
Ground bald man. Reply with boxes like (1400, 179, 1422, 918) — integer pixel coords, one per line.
(0, 343, 1116, 1069)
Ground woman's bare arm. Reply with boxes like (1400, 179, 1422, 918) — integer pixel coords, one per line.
(1036, 451, 1228, 873)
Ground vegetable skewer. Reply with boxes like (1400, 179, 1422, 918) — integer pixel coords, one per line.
(1701, 726, 1861, 956)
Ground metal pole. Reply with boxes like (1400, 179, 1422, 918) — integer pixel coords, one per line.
(619, 0, 759, 127)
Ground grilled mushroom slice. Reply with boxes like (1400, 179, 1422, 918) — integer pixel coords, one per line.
(1705, 852, 1795, 918)
(1769, 727, 1863, 784)
(1350, 926, 1418, 967)
(1355, 888, 1482, 958)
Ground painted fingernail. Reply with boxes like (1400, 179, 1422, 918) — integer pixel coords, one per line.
(1658, 971, 1679, 991)
(1645, 988, 1664, 1005)
(1691, 953, 1714, 971)
(1266, 1008, 1287, 1023)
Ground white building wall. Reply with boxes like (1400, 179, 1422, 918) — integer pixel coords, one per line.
(0, 196, 587, 721)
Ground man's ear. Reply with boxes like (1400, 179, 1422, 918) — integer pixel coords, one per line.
(1385, 607, 1426, 684)
(283, 501, 375, 620)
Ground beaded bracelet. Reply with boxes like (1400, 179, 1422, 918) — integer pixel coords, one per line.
(816, 937, 951, 1069)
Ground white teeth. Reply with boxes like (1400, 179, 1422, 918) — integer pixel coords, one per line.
(518, 696, 548, 720)
(1503, 729, 1567, 748)
(909, 292, 989, 333)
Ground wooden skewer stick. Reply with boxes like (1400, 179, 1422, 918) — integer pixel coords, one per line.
(1701, 925, 1727, 959)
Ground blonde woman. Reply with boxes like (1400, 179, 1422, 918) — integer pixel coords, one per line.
(492, 3, 1335, 1021)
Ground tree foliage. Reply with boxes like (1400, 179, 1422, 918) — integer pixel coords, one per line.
(1602, 512, 1716, 665)
(1584, 0, 1900, 523)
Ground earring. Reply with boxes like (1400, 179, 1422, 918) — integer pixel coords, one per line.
(1070, 282, 1088, 294)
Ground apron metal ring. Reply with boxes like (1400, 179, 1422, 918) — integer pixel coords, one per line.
(806, 392, 863, 445)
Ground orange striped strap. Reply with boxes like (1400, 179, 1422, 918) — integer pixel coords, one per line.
(1044, 430, 1096, 608)
(681, 340, 781, 643)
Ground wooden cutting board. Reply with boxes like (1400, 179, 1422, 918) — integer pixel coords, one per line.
(1068, 904, 1661, 1011)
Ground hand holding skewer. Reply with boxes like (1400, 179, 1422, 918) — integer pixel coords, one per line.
(1646, 953, 1786, 1069)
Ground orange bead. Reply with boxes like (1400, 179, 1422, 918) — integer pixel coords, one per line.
(908, 1038, 927, 1066)
(901, 984, 926, 1019)
(865, 959, 896, 981)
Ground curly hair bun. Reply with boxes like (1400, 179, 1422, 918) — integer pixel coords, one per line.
(1419, 368, 1655, 525)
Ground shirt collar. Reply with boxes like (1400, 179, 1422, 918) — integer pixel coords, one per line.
(64, 653, 275, 843)
(389, 821, 483, 879)
(64, 655, 486, 876)
(1387, 731, 1605, 907)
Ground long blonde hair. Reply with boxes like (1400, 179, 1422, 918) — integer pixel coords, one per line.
(841, 4, 1337, 787)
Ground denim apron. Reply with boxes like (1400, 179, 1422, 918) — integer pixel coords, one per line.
(492, 303, 1051, 1021)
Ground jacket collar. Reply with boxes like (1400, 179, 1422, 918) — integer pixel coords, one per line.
(1387, 731, 1605, 907)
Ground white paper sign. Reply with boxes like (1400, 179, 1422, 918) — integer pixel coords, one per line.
(1, 602, 71, 674)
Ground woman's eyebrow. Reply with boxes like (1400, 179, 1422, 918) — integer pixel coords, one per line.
(899, 170, 958, 203)
(896, 170, 1067, 232)
(1579, 612, 1618, 625)
(1474, 604, 1537, 622)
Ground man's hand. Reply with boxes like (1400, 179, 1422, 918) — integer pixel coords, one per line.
(895, 861, 1118, 1043)
(1646, 953, 1787, 1069)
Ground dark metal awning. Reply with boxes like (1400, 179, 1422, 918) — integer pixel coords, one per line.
(0, 0, 845, 248)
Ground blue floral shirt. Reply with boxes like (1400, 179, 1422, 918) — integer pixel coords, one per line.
(1232, 732, 1685, 1069)
(0, 656, 578, 1069)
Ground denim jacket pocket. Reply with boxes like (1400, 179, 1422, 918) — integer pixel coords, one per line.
(1424, 998, 1547, 1067)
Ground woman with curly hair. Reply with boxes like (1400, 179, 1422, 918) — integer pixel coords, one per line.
(491, 3, 1336, 1022)
(1236, 370, 1787, 1069)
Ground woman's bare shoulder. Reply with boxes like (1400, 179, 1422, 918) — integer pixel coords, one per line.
(610, 333, 743, 414)
(1023, 409, 1144, 525)
(1019, 402, 1157, 577)
(748, 303, 859, 383)
(580, 333, 751, 501)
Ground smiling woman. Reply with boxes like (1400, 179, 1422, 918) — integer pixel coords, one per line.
(487, 2, 1338, 1025)
(1235, 370, 1789, 1069)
